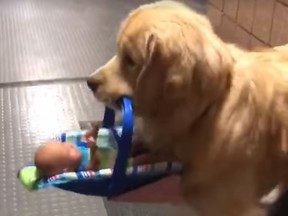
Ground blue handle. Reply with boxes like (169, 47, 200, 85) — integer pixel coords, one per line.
(102, 97, 134, 197)
(102, 107, 115, 128)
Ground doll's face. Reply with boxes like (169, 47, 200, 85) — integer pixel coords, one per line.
(34, 141, 81, 177)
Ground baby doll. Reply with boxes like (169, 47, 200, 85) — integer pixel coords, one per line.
(34, 122, 165, 178)
(34, 126, 100, 177)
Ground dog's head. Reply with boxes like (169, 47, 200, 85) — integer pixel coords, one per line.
(87, 1, 233, 118)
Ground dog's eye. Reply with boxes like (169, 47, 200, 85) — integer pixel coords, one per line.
(123, 54, 136, 67)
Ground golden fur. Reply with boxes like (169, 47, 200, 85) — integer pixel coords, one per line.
(87, 1, 288, 215)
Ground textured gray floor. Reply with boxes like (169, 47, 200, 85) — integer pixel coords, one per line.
(0, 0, 205, 84)
(0, 82, 108, 216)
(0, 0, 206, 216)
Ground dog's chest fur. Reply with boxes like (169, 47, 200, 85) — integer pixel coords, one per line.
(141, 51, 288, 192)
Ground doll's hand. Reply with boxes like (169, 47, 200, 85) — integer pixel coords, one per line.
(84, 121, 101, 147)
(84, 122, 102, 170)
(86, 149, 101, 170)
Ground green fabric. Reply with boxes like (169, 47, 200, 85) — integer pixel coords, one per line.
(18, 166, 40, 191)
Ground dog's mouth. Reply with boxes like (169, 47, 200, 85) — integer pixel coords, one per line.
(88, 85, 134, 112)
(99, 99, 120, 111)
(90, 92, 118, 110)
(96, 95, 134, 112)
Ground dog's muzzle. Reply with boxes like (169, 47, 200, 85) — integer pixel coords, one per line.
(87, 78, 99, 93)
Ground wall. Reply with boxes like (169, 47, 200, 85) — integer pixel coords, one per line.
(207, 0, 288, 49)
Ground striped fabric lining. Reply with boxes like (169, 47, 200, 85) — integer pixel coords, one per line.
(37, 162, 181, 189)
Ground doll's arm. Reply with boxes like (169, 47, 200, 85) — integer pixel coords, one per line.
(86, 148, 101, 170)
(85, 121, 102, 148)
(85, 122, 101, 170)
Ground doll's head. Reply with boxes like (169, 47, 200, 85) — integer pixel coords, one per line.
(34, 140, 81, 177)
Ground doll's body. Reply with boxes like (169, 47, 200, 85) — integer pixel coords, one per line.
(34, 127, 101, 177)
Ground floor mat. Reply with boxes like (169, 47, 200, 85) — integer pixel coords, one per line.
(0, 82, 107, 216)
(0, 0, 205, 83)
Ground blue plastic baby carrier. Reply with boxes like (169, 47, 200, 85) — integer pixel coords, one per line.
(17, 97, 182, 198)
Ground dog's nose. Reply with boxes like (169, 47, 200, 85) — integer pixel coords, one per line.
(87, 79, 99, 92)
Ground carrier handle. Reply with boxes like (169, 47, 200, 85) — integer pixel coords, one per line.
(102, 97, 133, 197)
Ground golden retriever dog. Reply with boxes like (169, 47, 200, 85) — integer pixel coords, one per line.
(87, 1, 288, 215)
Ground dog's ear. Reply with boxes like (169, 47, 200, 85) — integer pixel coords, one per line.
(136, 33, 160, 87)
(164, 64, 191, 100)
(192, 38, 233, 101)
(134, 32, 170, 112)
(136, 32, 189, 100)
